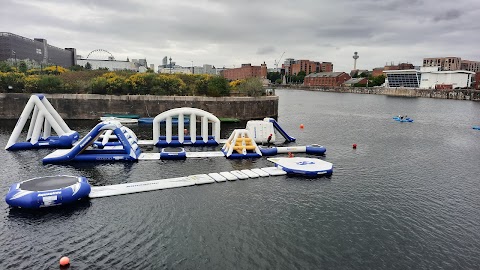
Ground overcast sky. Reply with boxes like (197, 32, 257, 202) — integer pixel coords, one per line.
(2, 0, 479, 71)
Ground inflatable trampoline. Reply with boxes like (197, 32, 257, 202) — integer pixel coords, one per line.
(5, 176, 91, 208)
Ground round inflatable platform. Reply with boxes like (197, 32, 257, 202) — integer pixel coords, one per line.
(5, 176, 91, 208)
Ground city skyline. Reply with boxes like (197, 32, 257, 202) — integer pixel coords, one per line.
(1, 0, 479, 72)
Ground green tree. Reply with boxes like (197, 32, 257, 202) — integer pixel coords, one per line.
(369, 75, 386, 87)
(85, 62, 92, 70)
(207, 76, 230, 97)
(237, 77, 263, 96)
(195, 77, 209, 96)
(37, 76, 63, 93)
(0, 61, 13, 72)
(18, 61, 28, 74)
(69, 65, 85, 71)
(267, 72, 281, 83)
(89, 77, 108, 94)
(359, 72, 369, 78)
(0, 72, 25, 92)
(297, 71, 306, 83)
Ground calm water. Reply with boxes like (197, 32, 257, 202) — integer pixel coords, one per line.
(1, 89, 480, 269)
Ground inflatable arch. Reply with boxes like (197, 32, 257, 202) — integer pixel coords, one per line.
(43, 121, 141, 163)
(153, 107, 221, 147)
(5, 94, 79, 151)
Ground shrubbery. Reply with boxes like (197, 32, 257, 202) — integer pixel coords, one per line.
(0, 61, 266, 97)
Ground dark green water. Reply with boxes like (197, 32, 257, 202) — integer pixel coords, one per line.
(0, 89, 479, 269)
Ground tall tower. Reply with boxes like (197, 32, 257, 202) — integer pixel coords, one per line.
(353, 52, 359, 70)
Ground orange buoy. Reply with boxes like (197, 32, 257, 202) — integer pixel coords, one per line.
(300, 124, 304, 129)
(352, 143, 357, 149)
(59, 256, 70, 266)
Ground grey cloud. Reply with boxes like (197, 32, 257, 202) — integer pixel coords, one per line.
(433, 9, 462, 22)
(257, 46, 276, 55)
(1, 0, 479, 71)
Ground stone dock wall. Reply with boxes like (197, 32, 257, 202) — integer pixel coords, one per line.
(0, 93, 279, 120)
(277, 86, 480, 101)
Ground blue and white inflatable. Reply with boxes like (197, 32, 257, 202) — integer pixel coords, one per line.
(5, 175, 91, 208)
(260, 145, 326, 156)
(5, 94, 79, 151)
(160, 147, 187, 160)
(153, 108, 221, 147)
(393, 116, 413, 122)
(43, 121, 141, 163)
(268, 157, 333, 177)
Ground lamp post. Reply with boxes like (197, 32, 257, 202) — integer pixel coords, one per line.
(12, 50, 16, 68)
(169, 57, 172, 74)
(191, 60, 194, 74)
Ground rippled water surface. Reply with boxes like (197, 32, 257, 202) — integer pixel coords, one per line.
(1, 90, 480, 269)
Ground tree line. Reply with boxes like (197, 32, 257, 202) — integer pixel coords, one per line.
(0, 61, 266, 97)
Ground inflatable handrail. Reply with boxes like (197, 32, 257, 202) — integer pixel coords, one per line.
(233, 145, 256, 151)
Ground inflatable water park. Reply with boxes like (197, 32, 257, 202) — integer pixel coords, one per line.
(4, 94, 333, 209)
(6, 157, 334, 208)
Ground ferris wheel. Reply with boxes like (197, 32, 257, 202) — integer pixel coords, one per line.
(86, 49, 115, 60)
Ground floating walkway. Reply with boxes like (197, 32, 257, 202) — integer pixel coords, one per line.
(89, 167, 287, 198)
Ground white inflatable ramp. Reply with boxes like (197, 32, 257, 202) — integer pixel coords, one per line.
(186, 151, 225, 158)
(89, 177, 195, 198)
(208, 173, 227, 182)
(261, 167, 288, 176)
(220, 172, 238, 181)
(241, 169, 260, 178)
(250, 168, 270, 177)
(188, 174, 215, 185)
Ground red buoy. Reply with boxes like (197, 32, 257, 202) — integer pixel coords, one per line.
(288, 152, 294, 158)
(352, 144, 357, 149)
(59, 256, 70, 266)
(300, 124, 304, 129)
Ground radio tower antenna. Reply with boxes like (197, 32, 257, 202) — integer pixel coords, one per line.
(353, 52, 359, 70)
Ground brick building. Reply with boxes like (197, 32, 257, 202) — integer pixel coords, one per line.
(371, 63, 414, 78)
(423, 57, 480, 72)
(476, 72, 480, 89)
(372, 68, 384, 77)
(304, 72, 351, 87)
(221, 63, 267, 81)
(461, 60, 480, 73)
(283, 59, 333, 76)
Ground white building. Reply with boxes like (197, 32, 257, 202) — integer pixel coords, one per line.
(76, 59, 137, 71)
(384, 67, 474, 89)
(158, 66, 192, 74)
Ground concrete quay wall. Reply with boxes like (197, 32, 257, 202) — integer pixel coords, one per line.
(0, 93, 278, 120)
(277, 86, 480, 101)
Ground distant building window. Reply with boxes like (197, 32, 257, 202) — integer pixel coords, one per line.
(36, 48, 42, 54)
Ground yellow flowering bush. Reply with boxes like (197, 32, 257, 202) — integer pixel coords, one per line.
(24, 75, 40, 92)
